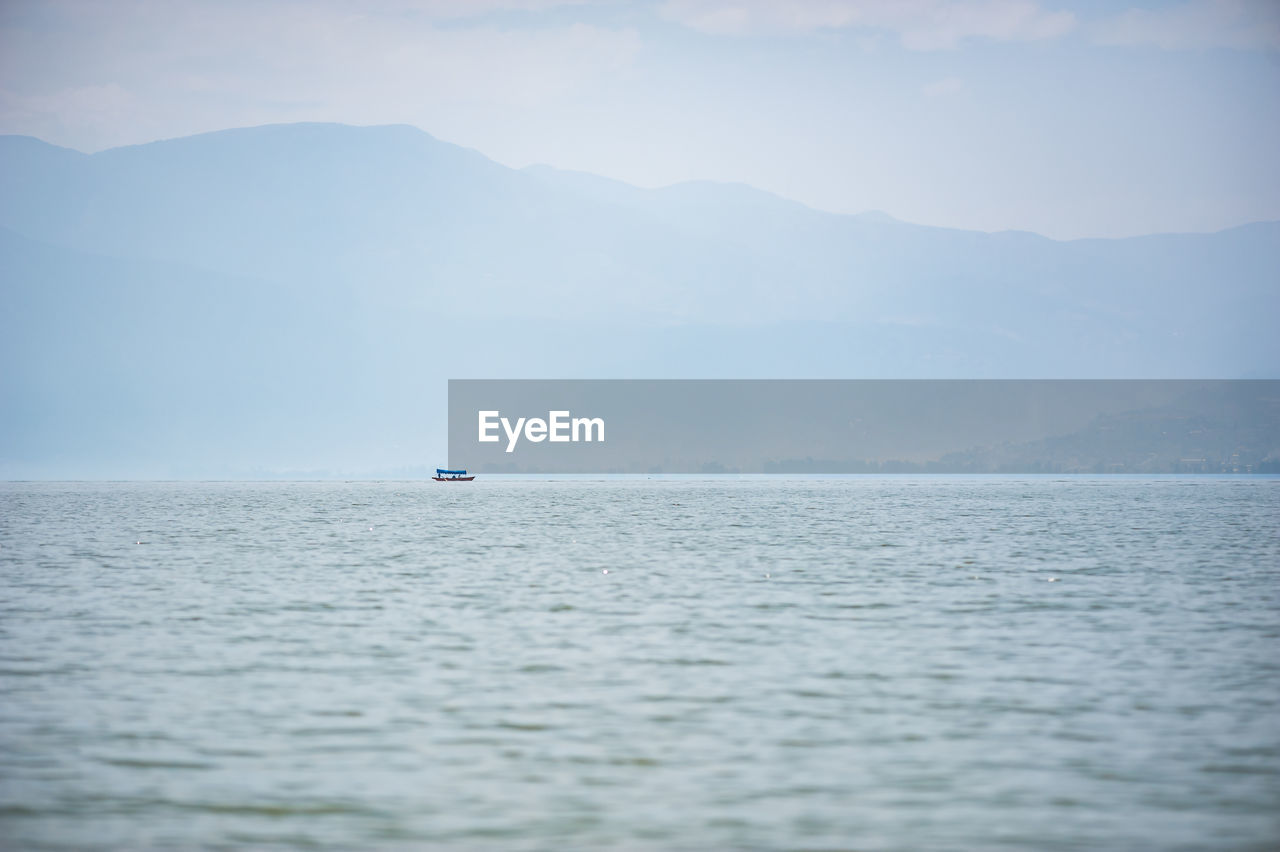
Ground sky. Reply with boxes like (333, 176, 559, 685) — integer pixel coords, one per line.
(1, 0, 1278, 239)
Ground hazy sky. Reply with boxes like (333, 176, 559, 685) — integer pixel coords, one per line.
(2, 0, 1278, 239)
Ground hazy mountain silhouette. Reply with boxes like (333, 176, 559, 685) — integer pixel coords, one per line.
(1, 122, 1277, 476)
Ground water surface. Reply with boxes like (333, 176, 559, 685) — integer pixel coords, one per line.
(1, 477, 1278, 849)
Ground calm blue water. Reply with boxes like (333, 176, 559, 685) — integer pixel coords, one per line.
(1, 477, 1278, 850)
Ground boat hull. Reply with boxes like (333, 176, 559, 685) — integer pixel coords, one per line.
(432, 476, 475, 482)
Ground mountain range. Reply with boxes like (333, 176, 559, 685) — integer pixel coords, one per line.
(2, 123, 1277, 477)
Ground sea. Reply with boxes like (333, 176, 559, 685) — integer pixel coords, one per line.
(1, 477, 1277, 851)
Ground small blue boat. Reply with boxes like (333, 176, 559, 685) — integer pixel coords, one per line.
(433, 468, 474, 482)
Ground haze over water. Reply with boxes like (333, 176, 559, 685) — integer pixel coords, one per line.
(2, 477, 1278, 850)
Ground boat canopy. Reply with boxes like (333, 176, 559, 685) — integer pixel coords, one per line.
(437, 468, 467, 475)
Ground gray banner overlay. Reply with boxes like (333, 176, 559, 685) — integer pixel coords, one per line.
(448, 380, 1280, 474)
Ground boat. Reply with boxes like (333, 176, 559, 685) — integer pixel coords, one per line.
(433, 468, 475, 482)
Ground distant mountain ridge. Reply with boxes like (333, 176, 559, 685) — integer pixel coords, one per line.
(1, 122, 1277, 476)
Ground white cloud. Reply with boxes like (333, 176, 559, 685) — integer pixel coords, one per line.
(0, 83, 135, 147)
(0, 2, 642, 150)
(657, 0, 1075, 49)
(922, 75, 964, 97)
(384, 0, 594, 15)
(1093, 0, 1280, 51)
